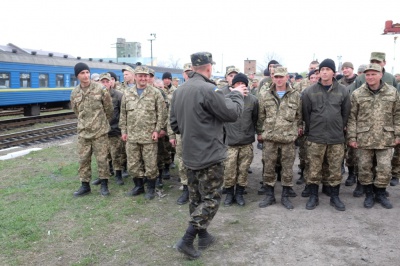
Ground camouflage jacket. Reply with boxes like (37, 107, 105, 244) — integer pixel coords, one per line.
(118, 81, 134, 92)
(108, 88, 123, 137)
(119, 85, 166, 144)
(162, 85, 177, 108)
(257, 83, 302, 143)
(347, 82, 400, 149)
(70, 81, 113, 139)
(294, 79, 311, 93)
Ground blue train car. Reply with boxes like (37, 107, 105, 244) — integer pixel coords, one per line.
(0, 45, 183, 115)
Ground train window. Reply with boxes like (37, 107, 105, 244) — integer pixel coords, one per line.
(0, 73, 10, 88)
(39, 74, 49, 87)
(20, 73, 31, 88)
(56, 74, 64, 88)
(70, 75, 78, 87)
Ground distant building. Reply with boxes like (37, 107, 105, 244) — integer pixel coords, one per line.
(244, 59, 256, 75)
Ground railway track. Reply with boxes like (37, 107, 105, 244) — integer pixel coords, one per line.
(0, 107, 67, 117)
(0, 122, 77, 149)
(0, 111, 76, 130)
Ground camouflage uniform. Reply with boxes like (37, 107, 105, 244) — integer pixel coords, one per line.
(70, 81, 113, 182)
(162, 85, 177, 165)
(347, 80, 400, 188)
(108, 86, 124, 171)
(257, 82, 302, 187)
(120, 84, 165, 180)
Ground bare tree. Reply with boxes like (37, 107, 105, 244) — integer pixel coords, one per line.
(257, 52, 284, 74)
(167, 55, 182, 69)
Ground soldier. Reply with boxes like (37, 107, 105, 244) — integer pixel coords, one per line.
(70, 63, 113, 197)
(293, 60, 319, 93)
(119, 66, 136, 91)
(258, 60, 279, 90)
(91, 73, 124, 186)
(302, 58, 351, 211)
(347, 63, 400, 209)
(172, 77, 180, 88)
(338, 62, 357, 88)
(120, 66, 165, 200)
(250, 78, 259, 95)
(90, 73, 100, 83)
(222, 67, 240, 89)
(257, 67, 302, 210)
(221, 73, 259, 207)
(171, 52, 245, 259)
(357, 64, 368, 76)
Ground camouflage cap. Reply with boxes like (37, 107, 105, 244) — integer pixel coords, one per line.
(370, 52, 386, 62)
(273, 67, 288, 77)
(122, 66, 135, 73)
(148, 68, 155, 76)
(134, 65, 150, 75)
(363, 63, 382, 73)
(226, 67, 240, 76)
(91, 73, 100, 81)
(183, 63, 192, 72)
(99, 73, 112, 81)
(190, 52, 215, 66)
(172, 77, 180, 81)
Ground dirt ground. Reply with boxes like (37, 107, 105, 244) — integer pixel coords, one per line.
(3, 138, 400, 265)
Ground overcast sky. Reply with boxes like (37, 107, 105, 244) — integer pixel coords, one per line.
(1, 0, 400, 74)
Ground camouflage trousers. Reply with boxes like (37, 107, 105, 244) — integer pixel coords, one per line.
(262, 141, 295, 187)
(187, 162, 224, 230)
(306, 141, 344, 186)
(77, 134, 109, 182)
(358, 149, 392, 188)
(108, 135, 123, 171)
(346, 146, 358, 168)
(121, 141, 127, 167)
(223, 144, 253, 187)
(391, 146, 400, 177)
(157, 136, 171, 170)
(126, 142, 158, 180)
(298, 135, 307, 170)
(176, 135, 187, 185)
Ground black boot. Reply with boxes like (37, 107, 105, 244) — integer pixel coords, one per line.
(345, 166, 356, 186)
(329, 185, 345, 211)
(177, 185, 189, 205)
(198, 228, 216, 250)
(115, 170, 124, 185)
(390, 177, 399, 186)
(306, 184, 319, 210)
(176, 224, 201, 259)
(162, 164, 171, 180)
(341, 161, 345, 175)
(144, 178, 156, 200)
(301, 185, 310, 197)
(235, 185, 245, 206)
(322, 184, 332, 196)
(363, 184, 375, 209)
(122, 162, 129, 178)
(375, 187, 393, 209)
(281, 186, 294, 210)
(224, 187, 235, 206)
(170, 153, 176, 169)
(353, 180, 365, 197)
(296, 169, 305, 185)
(156, 169, 163, 188)
(127, 178, 145, 196)
(287, 186, 297, 197)
(259, 185, 276, 208)
(247, 167, 253, 174)
(73, 182, 91, 197)
(100, 179, 110, 196)
(91, 178, 101, 186)
(109, 161, 114, 176)
(258, 184, 267, 195)
(275, 165, 282, 182)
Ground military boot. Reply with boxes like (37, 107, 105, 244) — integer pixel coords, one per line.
(390, 177, 399, 186)
(144, 178, 156, 200)
(156, 169, 163, 188)
(258, 184, 267, 195)
(198, 228, 216, 250)
(162, 164, 171, 180)
(329, 185, 345, 211)
(224, 187, 235, 206)
(235, 185, 245, 206)
(259, 185, 276, 208)
(176, 224, 201, 260)
(275, 165, 282, 182)
(353, 179, 365, 197)
(287, 186, 297, 197)
(127, 178, 145, 196)
(281, 186, 294, 210)
(341, 161, 345, 175)
(363, 184, 375, 209)
(177, 185, 189, 205)
(170, 153, 176, 169)
(322, 184, 332, 196)
(306, 184, 319, 210)
(100, 179, 110, 196)
(345, 166, 356, 186)
(91, 178, 101, 186)
(109, 161, 114, 176)
(375, 187, 393, 209)
(115, 170, 124, 186)
(73, 182, 91, 197)
(122, 162, 129, 178)
(301, 185, 310, 197)
(296, 169, 305, 185)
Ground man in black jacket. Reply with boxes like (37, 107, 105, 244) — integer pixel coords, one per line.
(170, 52, 245, 259)
(302, 58, 351, 211)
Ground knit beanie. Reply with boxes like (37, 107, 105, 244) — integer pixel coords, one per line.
(74, 62, 90, 77)
(341, 62, 354, 69)
(162, 72, 172, 80)
(319, 59, 336, 73)
(232, 73, 249, 87)
(107, 71, 118, 81)
(308, 70, 316, 80)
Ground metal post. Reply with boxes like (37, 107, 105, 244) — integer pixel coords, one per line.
(148, 33, 156, 66)
(393, 36, 397, 74)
